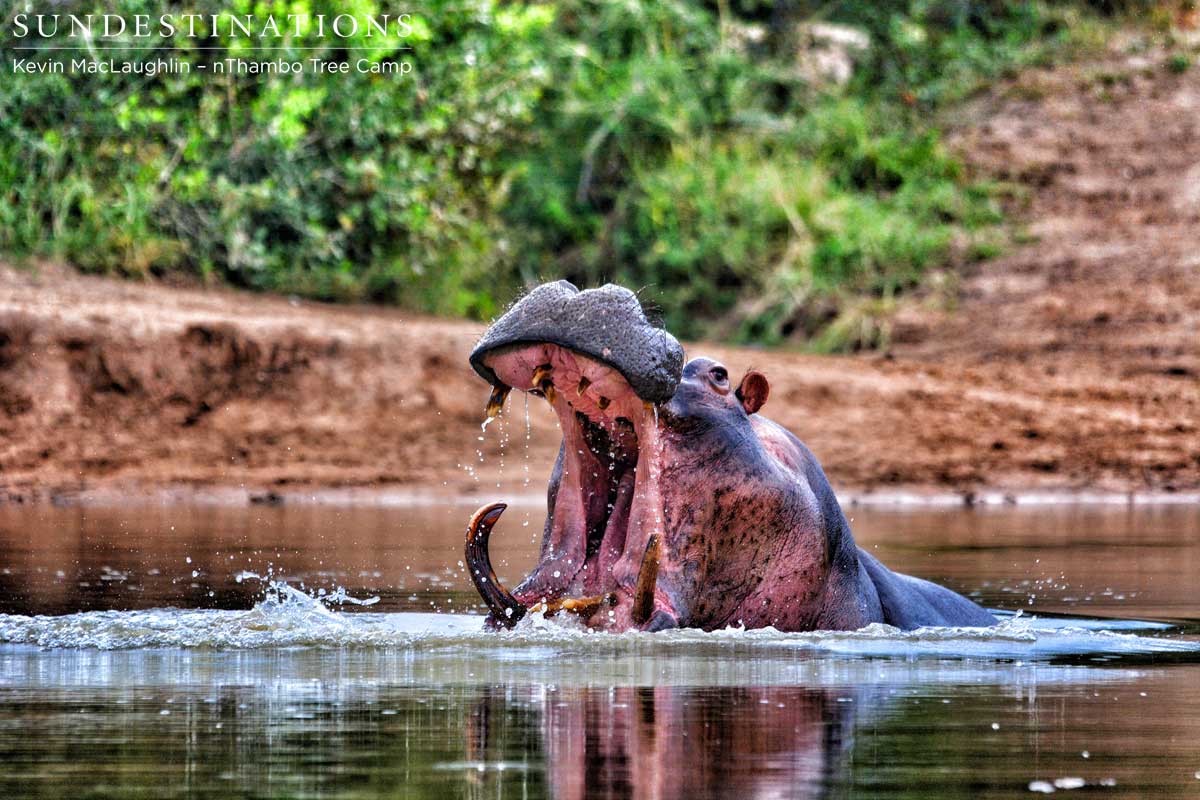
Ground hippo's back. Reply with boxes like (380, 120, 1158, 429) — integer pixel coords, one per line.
(857, 549, 996, 629)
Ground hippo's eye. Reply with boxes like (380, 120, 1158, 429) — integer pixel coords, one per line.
(709, 366, 728, 384)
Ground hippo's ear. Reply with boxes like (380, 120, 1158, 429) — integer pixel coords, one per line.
(735, 370, 769, 415)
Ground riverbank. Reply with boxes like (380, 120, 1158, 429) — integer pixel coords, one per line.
(0, 256, 1194, 506)
(3, 41, 1200, 506)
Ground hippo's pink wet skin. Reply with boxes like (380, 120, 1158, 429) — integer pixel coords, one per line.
(465, 282, 996, 633)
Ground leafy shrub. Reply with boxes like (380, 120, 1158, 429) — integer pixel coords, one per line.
(0, 0, 1095, 348)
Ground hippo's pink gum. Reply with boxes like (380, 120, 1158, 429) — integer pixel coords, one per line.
(476, 343, 679, 630)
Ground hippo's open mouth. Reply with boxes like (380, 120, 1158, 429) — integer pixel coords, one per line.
(468, 344, 668, 627)
(464, 282, 683, 630)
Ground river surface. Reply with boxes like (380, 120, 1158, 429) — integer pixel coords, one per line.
(0, 501, 1198, 798)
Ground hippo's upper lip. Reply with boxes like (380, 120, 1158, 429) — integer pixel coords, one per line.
(469, 281, 684, 404)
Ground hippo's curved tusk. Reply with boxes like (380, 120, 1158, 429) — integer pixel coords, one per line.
(465, 503, 527, 628)
(631, 533, 661, 625)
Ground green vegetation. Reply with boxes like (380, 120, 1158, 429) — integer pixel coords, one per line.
(0, 1, 1113, 348)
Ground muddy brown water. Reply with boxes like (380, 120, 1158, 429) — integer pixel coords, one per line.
(0, 501, 1198, 798)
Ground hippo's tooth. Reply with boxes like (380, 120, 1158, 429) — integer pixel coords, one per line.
(464, 503, 527, 628)
(529, 593, 616, 618)
(530, 364, 553, 389)
(541, 381, 557, 405)
(485, 385, 510, 419)
(631, 533, 661, 625)
(576, 376, 591, 396)
(597, 396, 611, 411)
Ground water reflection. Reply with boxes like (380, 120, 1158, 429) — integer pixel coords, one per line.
(2, 502, 1200, 797)
(2, 648, 1198, 799)
(474, 685, 865, 800)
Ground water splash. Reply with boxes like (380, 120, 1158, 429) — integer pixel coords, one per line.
(235, 570, 379, 608)
(0, 598, 1195, 659)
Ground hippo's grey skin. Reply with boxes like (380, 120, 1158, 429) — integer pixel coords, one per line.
(651, 357, 996, 631)
(471, 280, 684, 403)
(465, 283, 995, 632)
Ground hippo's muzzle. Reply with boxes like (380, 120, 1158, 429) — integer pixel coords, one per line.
(464, 281, 684, 630)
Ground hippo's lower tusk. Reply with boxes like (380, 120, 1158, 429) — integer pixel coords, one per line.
(530, 593, 617, 618)
(465, 503, 527, 627)
(485, 385, 510, 420)
(631, 533, 661, 625)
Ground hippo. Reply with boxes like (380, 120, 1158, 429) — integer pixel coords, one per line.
(464, 281, 996, 632)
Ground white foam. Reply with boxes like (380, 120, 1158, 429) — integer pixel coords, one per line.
(0, 583, 1195, 659)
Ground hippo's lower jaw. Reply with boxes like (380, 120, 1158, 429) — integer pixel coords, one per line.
(463, 344, 678, 631)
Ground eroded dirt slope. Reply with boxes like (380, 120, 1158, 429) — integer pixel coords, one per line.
(1, 43, 1198, 502)
(0, 264, 507, 501)
(887, 41, 1200, 492)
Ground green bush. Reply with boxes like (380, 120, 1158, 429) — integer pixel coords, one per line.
(0, 0, 1094, 348)
(2, 0, 558, 320)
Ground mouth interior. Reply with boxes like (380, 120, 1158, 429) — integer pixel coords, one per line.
(577, 411, 638, 559)
(483, 343, 659, 604)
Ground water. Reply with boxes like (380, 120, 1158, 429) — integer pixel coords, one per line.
(1, 502, 1198, 798)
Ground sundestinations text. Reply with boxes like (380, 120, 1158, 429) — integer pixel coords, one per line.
(11, 13, 414, 40)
